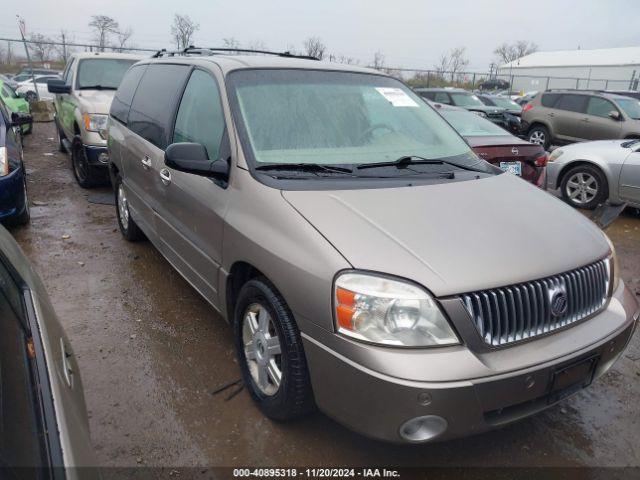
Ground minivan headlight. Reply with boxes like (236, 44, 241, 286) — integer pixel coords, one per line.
(0, 147, 8, 176)
(334, 272, 459, 347)
(604, 234, 620, 292)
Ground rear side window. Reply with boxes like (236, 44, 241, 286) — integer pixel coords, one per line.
(110, 64, 147, 124)
(434, 92, 451, 104)
(128, 64, 191, 149)
(540, 93, 560, 107)
(173, 70, 226, 161)
(586, 97, 617, 118)
(555, 94, 588, 113)
(419, 91, 435, 100)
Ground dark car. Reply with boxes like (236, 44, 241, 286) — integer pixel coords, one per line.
(432, 102, 547, 187)
(476, 93, 523, 135)
(0, 101, 31, 225)
(415, 88, 512, 131)
(478, 78, 510, 91)
(0, 224, 97, 476)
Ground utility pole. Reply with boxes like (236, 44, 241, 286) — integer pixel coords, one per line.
(61, 30, 67, 62)
(16, 15, 39, 101)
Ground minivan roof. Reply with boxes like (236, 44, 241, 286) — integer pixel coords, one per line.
(136, 54, 381, 75)
(71, 52, 145, 61)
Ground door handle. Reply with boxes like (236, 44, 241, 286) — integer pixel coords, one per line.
(141, 156, 152, 170)
(159, 168, 172, 186)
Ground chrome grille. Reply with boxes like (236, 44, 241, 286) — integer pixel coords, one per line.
(461, 259, 610, 347)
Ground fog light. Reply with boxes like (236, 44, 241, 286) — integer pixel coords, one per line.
(98, 152, 109, 164)
(399, 415, 447, 443)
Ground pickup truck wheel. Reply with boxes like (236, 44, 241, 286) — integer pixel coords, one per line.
(560, 164, 608, 210)
(234, 278, 315, 421)
(114, 175, 145, 241)
(71, 136, 95, 188)
(55, 120, 66, 152)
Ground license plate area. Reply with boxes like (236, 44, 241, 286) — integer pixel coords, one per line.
(547, 355, 599, 404)
(499, 161, 522, 176)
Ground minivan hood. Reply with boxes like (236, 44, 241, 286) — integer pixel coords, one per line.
(77, 89, 116, 114)
(282, 174, 609, 297)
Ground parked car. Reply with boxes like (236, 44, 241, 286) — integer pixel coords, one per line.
(15, 74, 61, 102)
(547, 139, 640, 209)
(522, 90, 640, 149)
(478, 78, 510, 91)
(414, 88, 512, 131)
(476, 93, 523, 135)
(432, 102, 547, 187)
(0, 224, 97, 476)
(16, 67, 60, 77)
(108, 50, 639, 444)
(48, 52, 143, 187)
(514, 91, 539, 106)
(0, 101, 31, 225)
(0, 78, 32, 134)
(0, 73, 18, 90)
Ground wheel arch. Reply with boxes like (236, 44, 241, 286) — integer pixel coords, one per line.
(225, 261, 268, 324)
(527, 121, 552, 136)
(556, 160, 610, 195)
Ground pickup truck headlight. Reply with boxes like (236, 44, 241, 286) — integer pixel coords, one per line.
(334, 272, 459, 347)
(83, 113, 108, 138)
(0, 147, 8, 176)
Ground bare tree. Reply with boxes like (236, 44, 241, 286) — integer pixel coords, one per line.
(434, 53, 451, 76)
(247, 40, 267, 51)
(449, 47, 469, 75)
(171, 14, 199, 50)
(494, 40, 538, 64)
(372, 50, 385, 70)
(116, 27, 134, 51)
(303, 37, 326, 60)
(56, 30, 74, 62)
(28, 33, 55, 62)
(222, 37, 241, 50)
(89, 15, 119, 51)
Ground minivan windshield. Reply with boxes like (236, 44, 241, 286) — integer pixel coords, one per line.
(76, 58, 138, 89)
(616, 97, 640, 119)
(228, 70, 487, 173)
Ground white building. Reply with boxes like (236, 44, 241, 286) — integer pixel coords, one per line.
(497, 46, 640, 92)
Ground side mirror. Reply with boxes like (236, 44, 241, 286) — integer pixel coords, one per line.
(11, 112, 32, 126)
(608, 110, 622, 121)
(164, 143, 229, 178)
(47, 79, 71, 94)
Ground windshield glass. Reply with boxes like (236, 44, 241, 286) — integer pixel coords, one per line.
(228, 70, 487, 171)
(616, 98, 640, 119)
(450, 92, 486, 107)
(1, 83, 19, 99)
(488, 97, 521, 110)
(76, 58, 138, 89)
(13, 74, 30, 83)
(441, 109, 510, 137)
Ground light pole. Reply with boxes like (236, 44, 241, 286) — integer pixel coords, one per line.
(16, 15, 39, 102)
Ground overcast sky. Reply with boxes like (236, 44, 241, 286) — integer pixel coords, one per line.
(2, 0, 639, 70)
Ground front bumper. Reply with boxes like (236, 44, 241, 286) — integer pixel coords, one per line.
(84, 145, 109, 167)
(546, 161, 563, 190)
(302, 283, 639, 443)
(0, 167, 27, 221)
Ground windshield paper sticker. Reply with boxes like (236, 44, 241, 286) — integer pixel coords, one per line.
(375, 87, 419, 107)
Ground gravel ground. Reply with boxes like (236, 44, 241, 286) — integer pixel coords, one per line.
(9, 122, 640, 471)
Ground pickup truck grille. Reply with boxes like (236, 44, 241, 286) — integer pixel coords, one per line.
(460, 259, 610, 347)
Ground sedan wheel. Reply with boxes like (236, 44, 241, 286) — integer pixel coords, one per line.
(560, 165, 608, 210)
(566, 172, 598, 206)
(242, 303, 282, 397)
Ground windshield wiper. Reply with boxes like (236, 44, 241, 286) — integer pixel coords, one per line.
(357, 155, 481, 172)
(255, 163, 354, 174)
(78, 85, 117, 90)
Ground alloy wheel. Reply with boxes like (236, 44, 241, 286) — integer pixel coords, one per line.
(529, 130, 545, 145)
(117, 183, 130, 227)
(566, 172, 598, 205)
(242, 303, 282, 396)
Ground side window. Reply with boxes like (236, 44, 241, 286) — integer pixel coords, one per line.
(128, 64, 191, 149)
(172, 70, 226, 160)
(540, 93, 560, 108)
(586, 97, 617, 118)
(419, 92, 435, 100)
(110, 64, 147, 124)
(434, 92, 450, 104)
(555, 94, 588, 113)
(62, 59, 75, 85)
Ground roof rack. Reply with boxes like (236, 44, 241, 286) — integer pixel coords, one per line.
(152, 46, 319, 61)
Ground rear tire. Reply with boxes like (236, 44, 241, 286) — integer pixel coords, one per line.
(528, 125, 550, 150)
(234, 278, 315, 421)
(115, 175, 145, 241)
(560, 164, 608, 210)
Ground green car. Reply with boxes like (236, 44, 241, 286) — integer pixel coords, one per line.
(0, 79, 32, 134)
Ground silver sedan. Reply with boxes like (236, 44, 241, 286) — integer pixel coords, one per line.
(547, 139, 640, 209)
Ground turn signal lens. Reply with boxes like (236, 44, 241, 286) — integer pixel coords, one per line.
(534, 153, 548, 167)
(522, 103, 533, 113)
(334, 272, 459, 347)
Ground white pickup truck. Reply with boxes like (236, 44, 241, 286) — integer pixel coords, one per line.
(47, 52, 142, 187)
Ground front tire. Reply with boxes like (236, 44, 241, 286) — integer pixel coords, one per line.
(528, 125, 550, 149)
(560, 164, 608, 210)
(115, 175, 145, 241)
(13, 170, 30, 225)
(71, 136, 95, 188)
(234, 278, 315, 421)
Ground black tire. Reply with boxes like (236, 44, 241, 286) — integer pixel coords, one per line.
(560, 164, 608, 210)
(71, 136, 95, 188)
(9, 168, 30, 226)
(114, 175, 145, 241)
(528, 125, 551, 150)
(55, 119, 66, 152)
(234, 277, 315, 421)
